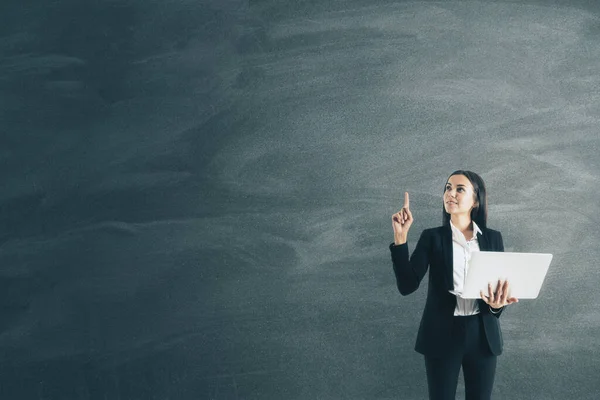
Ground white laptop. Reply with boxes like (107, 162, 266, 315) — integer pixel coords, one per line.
(458, 251, 553, 299)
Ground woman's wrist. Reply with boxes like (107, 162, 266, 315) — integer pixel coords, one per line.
(394, 233, 407, 245)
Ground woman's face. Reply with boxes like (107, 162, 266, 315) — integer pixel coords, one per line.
(443, 174, 477, 217)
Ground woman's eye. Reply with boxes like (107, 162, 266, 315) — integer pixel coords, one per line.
(458, 188, 464, 192)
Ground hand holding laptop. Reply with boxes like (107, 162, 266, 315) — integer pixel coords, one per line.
(479, 279, 519, 309)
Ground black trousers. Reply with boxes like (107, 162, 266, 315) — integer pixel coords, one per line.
(424, 314, 497, 400)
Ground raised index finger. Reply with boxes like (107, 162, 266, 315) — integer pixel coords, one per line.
(404, 192, 410, 209)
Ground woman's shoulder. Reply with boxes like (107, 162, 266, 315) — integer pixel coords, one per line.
(482, 226, 503, 236)
(422, 226, 448, 236)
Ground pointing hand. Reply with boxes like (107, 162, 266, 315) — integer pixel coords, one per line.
(392, 192, 413, 243)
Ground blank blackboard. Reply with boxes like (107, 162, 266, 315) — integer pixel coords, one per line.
(1, 0, 599, 398)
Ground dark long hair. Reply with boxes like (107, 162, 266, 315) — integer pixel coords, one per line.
(442, 170, 487, 229)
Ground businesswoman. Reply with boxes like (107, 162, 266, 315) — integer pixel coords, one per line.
(389, 170, 518, 400)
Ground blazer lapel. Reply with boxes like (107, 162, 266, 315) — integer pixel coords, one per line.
(477, 228, 489, 251)
(476, 227, 490, 309)
(441, 225, 454, 291)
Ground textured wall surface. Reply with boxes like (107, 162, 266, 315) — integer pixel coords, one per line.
(1, 0, 599, 398)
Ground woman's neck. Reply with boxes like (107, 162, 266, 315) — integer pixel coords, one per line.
(450, 215, 472, 233)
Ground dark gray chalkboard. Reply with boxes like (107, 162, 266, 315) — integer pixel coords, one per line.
(1, 0, 599, 398)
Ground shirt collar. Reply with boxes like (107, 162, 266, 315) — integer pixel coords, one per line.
(449, 220, 483, 239)
(472, 221, 483, 236)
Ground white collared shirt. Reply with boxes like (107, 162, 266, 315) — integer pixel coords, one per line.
(449, 220, 483, 316)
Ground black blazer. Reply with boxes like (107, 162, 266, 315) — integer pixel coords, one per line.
(389, 224, 505, 356)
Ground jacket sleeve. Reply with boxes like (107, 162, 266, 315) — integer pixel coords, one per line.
(389, 229, 430, 296)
